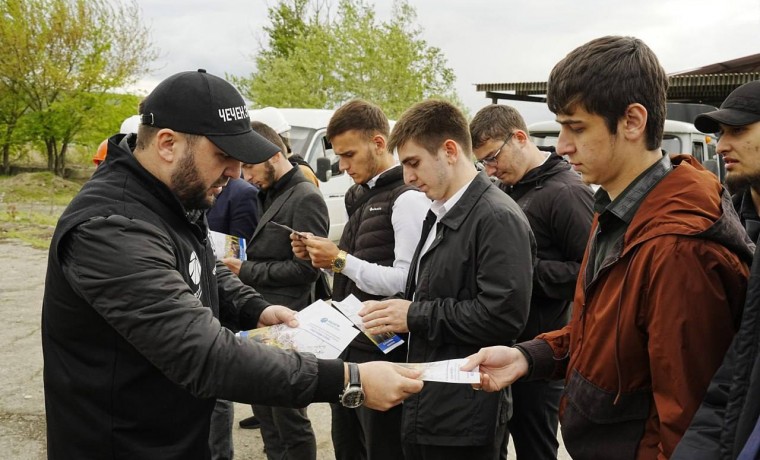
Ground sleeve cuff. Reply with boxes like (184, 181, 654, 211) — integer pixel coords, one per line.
(238, 297, 270, 330)
(314, 359, 345, 403)
(515, 339, 555, 380)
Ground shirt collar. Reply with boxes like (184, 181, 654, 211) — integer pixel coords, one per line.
(595, 153, 672, 224)
(366, 165, 397, 189)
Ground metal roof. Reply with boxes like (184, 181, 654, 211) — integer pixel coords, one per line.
(476, 53, 760, 106)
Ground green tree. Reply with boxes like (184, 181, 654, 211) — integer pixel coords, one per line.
(0, 0, 156, 175)
(232, 0, 460, 119)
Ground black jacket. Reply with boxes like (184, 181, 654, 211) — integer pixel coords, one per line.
(499, 153, 594, 340)
(402, 172, 535, 446)
(41, 134, 343, 460)
(238, 167, 328, 309)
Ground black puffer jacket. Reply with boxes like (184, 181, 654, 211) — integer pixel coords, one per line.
(499, 152, 594, 340)
(42, 134, 343, 460)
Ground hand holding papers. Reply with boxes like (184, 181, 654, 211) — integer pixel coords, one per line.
(237, 300, 359, 359)
(333, 295, 405, 354)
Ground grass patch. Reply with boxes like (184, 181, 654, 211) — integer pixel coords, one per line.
(0, 172, 85, 249)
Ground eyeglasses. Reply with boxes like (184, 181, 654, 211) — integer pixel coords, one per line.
(477, 133, 514, 168)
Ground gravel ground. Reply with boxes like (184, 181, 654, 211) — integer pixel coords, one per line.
(0, 240, 570, 459)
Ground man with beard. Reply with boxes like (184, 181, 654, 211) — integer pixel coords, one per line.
(222, 121, 328, 460)
(672, 80, 760, 460)
(41, 69, 423, 460)
(470, 104, 594, 460)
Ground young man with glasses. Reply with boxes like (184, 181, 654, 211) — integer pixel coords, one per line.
(470, 104, 593, 460)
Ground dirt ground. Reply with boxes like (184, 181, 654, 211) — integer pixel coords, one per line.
(0, 240, 569, 459)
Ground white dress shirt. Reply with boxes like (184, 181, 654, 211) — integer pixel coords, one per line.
(340, 167, 431, 296)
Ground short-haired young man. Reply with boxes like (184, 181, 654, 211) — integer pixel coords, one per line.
(463, 37, 753, 459)
(361, 99, 535, 459)
(292, 99, 430, 460)
(673, 80, 760, 460)
(470, 104, 594, 460)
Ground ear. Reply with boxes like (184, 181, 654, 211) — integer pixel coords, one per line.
(442, 139, 460, 163)
(621, 103, 647, 141)
(372, 133, 387, 153)
(155, 129, 178, 163)
(513, 129, 529, 145)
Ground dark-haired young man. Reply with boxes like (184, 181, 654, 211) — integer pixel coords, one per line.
(470, 104, 593, 460)
(361, 99, 535, 459)
(292, 99, 429, 460)
(463, 36, 753, 459)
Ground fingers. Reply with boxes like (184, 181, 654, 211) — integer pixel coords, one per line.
(460, 352, 483, 372)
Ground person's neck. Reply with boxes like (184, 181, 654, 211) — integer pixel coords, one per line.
(524, 144, 548, 173)
(372, 155, 396, 178)
(273, 161, 294, 184)
(440, 162, 478, 202)
(604, 149, 663, 201)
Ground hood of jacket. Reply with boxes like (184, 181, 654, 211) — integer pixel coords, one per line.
(623, 155, 754, 264)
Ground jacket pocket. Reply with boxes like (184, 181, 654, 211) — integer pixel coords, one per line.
(561, 369, 651, 460)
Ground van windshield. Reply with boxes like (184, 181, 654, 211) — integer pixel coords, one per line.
(290, 126, 316, 157)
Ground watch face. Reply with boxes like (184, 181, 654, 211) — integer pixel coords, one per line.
(334, 258, 346, 269)
(341, 387, 365, 408)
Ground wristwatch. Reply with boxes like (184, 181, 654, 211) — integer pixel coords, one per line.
(331, 250, 348, 273)
(340, 362, 365, 408)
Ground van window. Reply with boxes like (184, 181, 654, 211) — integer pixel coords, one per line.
(290, 126, 316, 157)
(661, 136, 681, 155)
(692, 142, 704, 163)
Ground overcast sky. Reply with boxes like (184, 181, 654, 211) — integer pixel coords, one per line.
(130, 0, 760, 124)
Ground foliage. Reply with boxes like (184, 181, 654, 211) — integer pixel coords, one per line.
(0, 0, 156, 175)
(232, 0, 461, 119)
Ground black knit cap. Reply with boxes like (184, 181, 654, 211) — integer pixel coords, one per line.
(695, 80, 760, 134)
(139, 69, 280, 164)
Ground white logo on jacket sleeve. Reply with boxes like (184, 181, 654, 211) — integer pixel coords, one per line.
(189, 251, 202, 285)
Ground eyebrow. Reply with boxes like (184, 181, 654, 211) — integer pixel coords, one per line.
(400, 156, 418, 165)
(556, 118, 583, 125)
(334, 149, 354, 156)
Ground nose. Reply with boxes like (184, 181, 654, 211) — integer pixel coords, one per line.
(716, 136, 729, 156)
(338, 156, 349, 172)
(403, 165, 415, 185)
(556, 128, 574, 157)
(485, 163, 497, 177)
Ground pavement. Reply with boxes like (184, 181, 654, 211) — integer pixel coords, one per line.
(0, 240, 570, 459)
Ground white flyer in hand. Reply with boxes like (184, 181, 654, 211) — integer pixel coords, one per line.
(398, 358, 480, 384)
(237, 300, 359, 359)
(332, 294, 405, 354)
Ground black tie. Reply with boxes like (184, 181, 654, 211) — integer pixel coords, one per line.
(404, 210, 436, 299)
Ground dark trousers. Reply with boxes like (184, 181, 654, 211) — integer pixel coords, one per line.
(332, 345, 406, 460)
(208, 399, 234, 460)
(505, 379, 563, 460)
(253, 404, 316, 460)
(331, 402, 404, 460)
(402, 417, 508, 460)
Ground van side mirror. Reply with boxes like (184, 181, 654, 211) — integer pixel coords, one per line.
(316, 157, 332, 182)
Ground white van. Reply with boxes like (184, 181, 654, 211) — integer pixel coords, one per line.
(279, 108, 353, 242)
(528, 119, 724, 182)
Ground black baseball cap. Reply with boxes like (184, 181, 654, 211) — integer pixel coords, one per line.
(694, 80, 760, 133)
(139, 69, 280, 164)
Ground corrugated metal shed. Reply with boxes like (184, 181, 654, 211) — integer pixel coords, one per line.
(476, 53, 760, 106)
